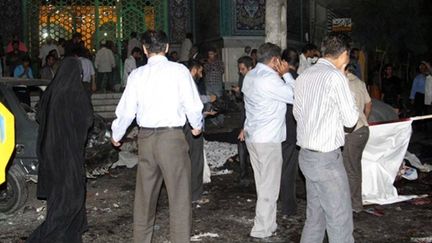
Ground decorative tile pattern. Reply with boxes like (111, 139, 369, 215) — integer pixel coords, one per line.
(232, 0, 265, 35)
(169, 0, 190, 43)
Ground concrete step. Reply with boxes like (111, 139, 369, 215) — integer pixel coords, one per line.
(92, 99, 120, 106)
(92, 92, 122, 99)
(93, 105, 118, 112)
(29, 92, 121, 120)
(98, 111, 117, 119)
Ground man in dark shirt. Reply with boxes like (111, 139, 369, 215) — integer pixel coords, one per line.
(381, 64, 401, 110)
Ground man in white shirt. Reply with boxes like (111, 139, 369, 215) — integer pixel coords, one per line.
(78, 49, 96, 94)
(242, 42, 294, 239)
(122, 47, 142, 88)
(111, 30, 203, 243)
(297, 43, 318, 74)
(179, 33, 193, 62)
(94, 41, 116, 91)
(127, 32, 142, 56)
(293, 32, 358, 243)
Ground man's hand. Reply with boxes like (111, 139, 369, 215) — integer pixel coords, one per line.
(91, 82, 97, 92)
(203, 110, 218, 117)
(237, 129, 245, 141)
(231, 85, 240, 93)
(191, 128, 202, 136)
(209, 94, 217, 103)
(111, 138, 121, 147)
(275, 60, 290, 76)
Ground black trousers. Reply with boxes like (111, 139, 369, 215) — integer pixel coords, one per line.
(183, 124, 204, 201)
(280, 141, 299, 216)
(238, 139, 251, 180)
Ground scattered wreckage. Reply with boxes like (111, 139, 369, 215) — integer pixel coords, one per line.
(0, 78, 117, 214)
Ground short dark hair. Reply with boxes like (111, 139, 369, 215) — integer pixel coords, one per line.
(207, 46, 217, 53)
(187, 59, 203, 71)
(346, 62, 357, 73)
(45, 54, 55, 63)
(237, 56, 254, 69)
(282, 47, 299, 68)
(131, 31, 137, 38)
(142, 30, 168, 54)
(301, 43, 317, 54)
(186, 32, 193, 39)
(321, 32, 351, 58)
(131, 47, 141, 55)
(257, 42, 281, 64)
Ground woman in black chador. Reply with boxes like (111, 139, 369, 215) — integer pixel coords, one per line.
(27, 57, 93, 243)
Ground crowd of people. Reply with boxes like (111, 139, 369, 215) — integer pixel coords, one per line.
(21, 28, 432, 243)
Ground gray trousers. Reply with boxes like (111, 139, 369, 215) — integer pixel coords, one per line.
(246, 142, 282, 238)
(134, 128, 192, 243)
(342, 126, 369, 212)
(299, 148, 354, 243)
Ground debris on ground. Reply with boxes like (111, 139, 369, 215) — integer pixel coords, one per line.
(190, 232, 220, 241)
(411, 236, 432, 243)
(364, 207, 385, 217)
(111, 151, 138, 169)
(405, 151, 432, 173)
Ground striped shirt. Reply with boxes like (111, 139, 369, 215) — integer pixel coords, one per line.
(293, 58, 358, 152)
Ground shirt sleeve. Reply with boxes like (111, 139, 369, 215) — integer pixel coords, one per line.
(333, 72, 359, 128)
(179, 68, 204, 130)
(262, 73, 294, 104)
(111, 74, 139, 142)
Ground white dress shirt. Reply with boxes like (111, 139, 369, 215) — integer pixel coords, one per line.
(179, 38, 192, 62)
(111, 55, 203, 142)
(242, 63, 295, 143)
(297, 53, 311, 75)
(293, 58, 359, 152)
(122, 55, 137, 86)
(79, 57, 95, 83)
(94, 47, 116, 73)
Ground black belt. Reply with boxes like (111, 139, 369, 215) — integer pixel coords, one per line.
(140, 126, 183, 131)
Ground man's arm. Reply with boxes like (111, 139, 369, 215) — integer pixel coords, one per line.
(111, 74, 139, 145)
(179, 68, 204, 135)
(334, 72, 359, 128)
(364, 101, 372, 119)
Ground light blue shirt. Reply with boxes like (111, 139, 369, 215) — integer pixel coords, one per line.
(111, 55, 203, 142)
(13, 65, 34, 79)
(410, 74, 426, 99)
(242, 63, 294, 143)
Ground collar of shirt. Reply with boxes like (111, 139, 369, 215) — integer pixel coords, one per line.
(317, 58, 337, 69)
(255, 62, 278, 75)
(147, 55, 168, 64)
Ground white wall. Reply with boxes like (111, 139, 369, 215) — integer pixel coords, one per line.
(221, 36, 265, 87)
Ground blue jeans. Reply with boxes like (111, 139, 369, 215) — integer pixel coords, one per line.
(299, 148, 354, 243)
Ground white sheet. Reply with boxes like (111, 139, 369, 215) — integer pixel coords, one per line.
(361, 120, 418, 205)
